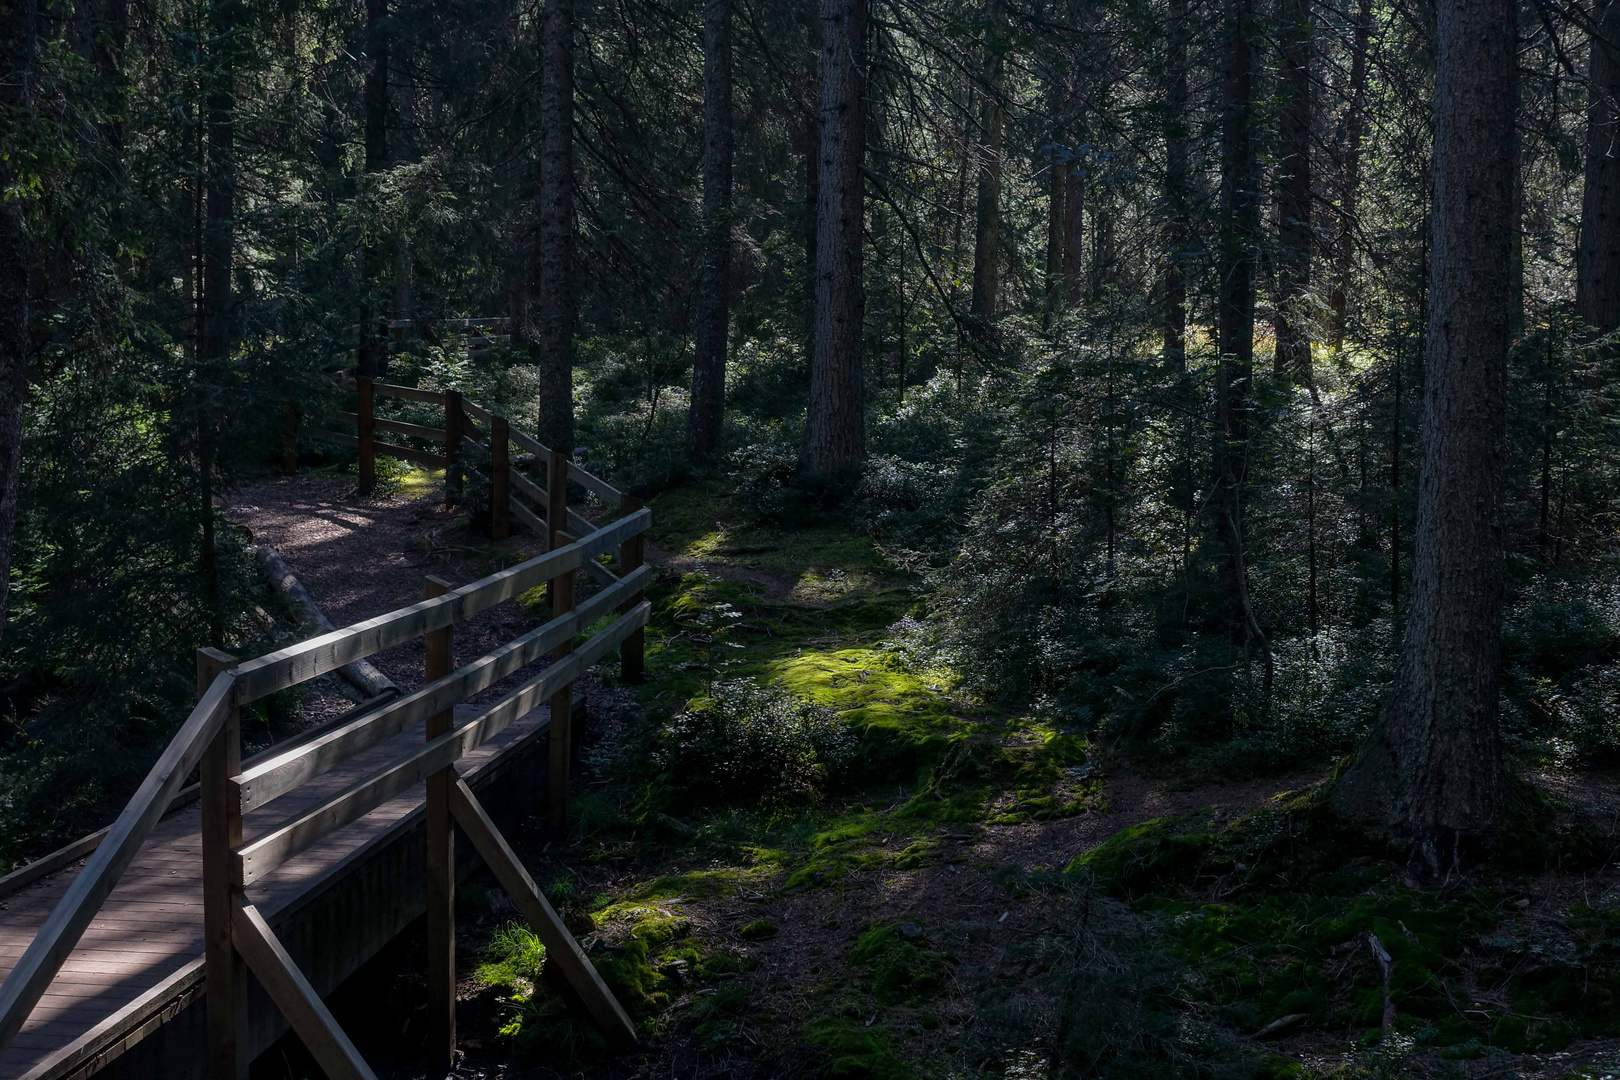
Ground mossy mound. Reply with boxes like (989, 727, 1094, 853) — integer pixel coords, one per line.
(1068, 779, 1620, 1056)
(850, 922, 955, 1007)
(804, 1016, 916, 1080)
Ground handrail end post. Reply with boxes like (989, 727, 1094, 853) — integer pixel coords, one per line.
(357, 377, 376, 497)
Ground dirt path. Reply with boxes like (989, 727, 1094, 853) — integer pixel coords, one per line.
(226, 472, 625, 730)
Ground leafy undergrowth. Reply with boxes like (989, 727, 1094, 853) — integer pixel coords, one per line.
(435, 484, 1620, 1080)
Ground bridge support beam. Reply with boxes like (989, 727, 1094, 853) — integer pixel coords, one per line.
(423, 576, 457, 1077)
(448, 778, 637, 1046)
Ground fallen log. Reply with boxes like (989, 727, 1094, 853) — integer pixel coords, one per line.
(252, 544, 400, 700)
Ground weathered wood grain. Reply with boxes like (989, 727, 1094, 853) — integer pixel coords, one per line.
(448, 779, 637, 1046)
(232, 565, 651, 813)
(230, 900, 374, 1080)
(234, 603, 650, 884)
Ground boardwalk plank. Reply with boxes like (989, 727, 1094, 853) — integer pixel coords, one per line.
(0, 697, 551, 1080)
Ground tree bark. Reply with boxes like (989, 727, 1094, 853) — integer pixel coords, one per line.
(537, 0, 577, 452)
(1578, 0, 1620, 334)
(1330, 0, 1372, 349)
(1043, 58, 1066, 326)
(1273, 0, 1313, 384)
(970, 0, 1005, 325)
(0, 0, 36, 645)
(801, 0, 821, 348)
(1162, 0, 1190, 363)
(1046, 150, 1066, 323)
(357, 0, 389, 379)
(1045, 61, 1068, 323)
(1332, 0, 1513, 873)
(803, 0, 866, 478)
(198, 0, 238, 651)
(1217, 0, 1272, 693)
(689, 0, 732, 463)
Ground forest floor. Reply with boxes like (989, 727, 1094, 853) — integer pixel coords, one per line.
(233, 466, 1620, 1080)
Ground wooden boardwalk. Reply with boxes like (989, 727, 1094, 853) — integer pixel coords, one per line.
(0, 699, 553, 1080)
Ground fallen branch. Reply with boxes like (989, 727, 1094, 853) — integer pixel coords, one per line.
(252, 544, 400, 700)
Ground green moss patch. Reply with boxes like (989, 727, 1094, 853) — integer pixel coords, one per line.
(804, 1016, 917, 1080)
(1067, 784, 1620, 1055)
(850, 923, 955, 1006)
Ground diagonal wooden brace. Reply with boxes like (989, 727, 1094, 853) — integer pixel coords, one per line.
(447, 778, 638, 1047)
(231, 896, 376, 1080)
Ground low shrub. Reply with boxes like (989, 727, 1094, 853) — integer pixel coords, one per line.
(659, 679, 855, 810)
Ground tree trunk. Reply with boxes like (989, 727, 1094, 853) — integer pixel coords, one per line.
(1330, 0, 1371, 349)
(1273, 0, 1313, 384)
(803, 0, 866, 478)
(1162, 0, 1190, 363)
(970, 0, 1004, 325)
(1046, 149, 1066, 323)
(1090, 189, 1113, 299)
(1216, 0, 1269, 690)
(357, 0, 389, 379)
(1044, 55, 1068, 324)
(1332, 0, 1514, 873)
(1579, 0, 1620, 334)
(801, 0, 821, 348)
(198, 0, 237, 651)
(689, 0, 732, 463)
(1065, 118, 1084, 306)
(0, 0, 36, 645)
(537, 0, 577, 452)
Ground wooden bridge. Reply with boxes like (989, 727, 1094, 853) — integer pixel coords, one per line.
(0, 382, 651, 1080)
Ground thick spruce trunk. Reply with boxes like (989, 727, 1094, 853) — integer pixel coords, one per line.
(537, 0, 577, 452)
(1216, 0, 1270, 690)
(1330, 0, 1371, 349)
(1273, 0, 1312, 384)
(1064, 120, 1085, 306)
(197, 0, 237, 649)
(358, 0, 389, 379)
(803, 0, 866, 478)
(1578, 0, 1620, 334)
(690, 0, 732, 463)
(969, 0, 1004, 326)
(1162, 0, 1190, 363)
(1332, 0, 1513, 873)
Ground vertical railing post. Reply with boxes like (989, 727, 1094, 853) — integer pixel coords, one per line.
(548, 562, 575, 837)
(280, 402, 299, 475)
(547, 445, 575, 836)
(491, 416, 510, 540)
(443, 389, 463, 508)
(545, 447, 568, 554)
(422, 576, 456, 1075)
(619, 495, 645, 684)
(198, 646, 245, 1080)
(356, 377, 376, 497)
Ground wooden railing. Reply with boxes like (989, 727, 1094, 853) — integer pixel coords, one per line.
(0, 390, 651, 1079)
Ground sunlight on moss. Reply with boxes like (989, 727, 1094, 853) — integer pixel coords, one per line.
(393, 462, 442, 500)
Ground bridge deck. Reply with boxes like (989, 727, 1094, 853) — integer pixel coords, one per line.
(0, 698, 552, 1080)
